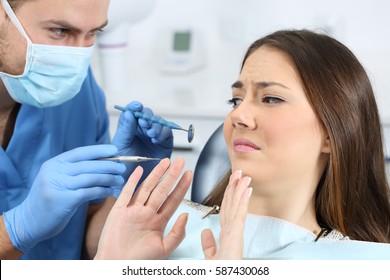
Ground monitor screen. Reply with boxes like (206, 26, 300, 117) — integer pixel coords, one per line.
(173, 32, 191, 52)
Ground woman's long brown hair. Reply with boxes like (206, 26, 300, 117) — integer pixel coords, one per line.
(204, 29, 390, 243)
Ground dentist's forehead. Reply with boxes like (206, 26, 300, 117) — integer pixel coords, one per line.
(15, 0, 109, 31)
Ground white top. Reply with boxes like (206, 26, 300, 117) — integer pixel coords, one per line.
(164, 200, 389, 260)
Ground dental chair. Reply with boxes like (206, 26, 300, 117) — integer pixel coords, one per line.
(191, 124, 231, 203)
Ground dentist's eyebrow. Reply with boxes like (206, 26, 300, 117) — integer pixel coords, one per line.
(41, 19, 108, 33)
(231, 81, 243, 89)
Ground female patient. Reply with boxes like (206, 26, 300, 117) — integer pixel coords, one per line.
(94, 29, 390, 260)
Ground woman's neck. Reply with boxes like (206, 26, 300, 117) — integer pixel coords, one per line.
(247, 186, 322, 236)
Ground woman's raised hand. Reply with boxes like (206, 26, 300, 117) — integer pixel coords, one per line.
(94, 157, 192, 259)
(201, 170, 252, 259)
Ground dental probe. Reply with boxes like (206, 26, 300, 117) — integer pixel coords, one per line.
(97, 156, 161, 162)
(114, 105, 195, 143)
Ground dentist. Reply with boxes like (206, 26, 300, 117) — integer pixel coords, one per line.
(0, 0, 173, 259)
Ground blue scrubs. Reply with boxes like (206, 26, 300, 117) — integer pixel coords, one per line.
(0, 68, 111, 259)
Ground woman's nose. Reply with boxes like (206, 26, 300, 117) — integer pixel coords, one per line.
(230, 102, 257, 129)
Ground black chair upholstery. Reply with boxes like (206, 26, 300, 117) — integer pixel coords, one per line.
(191, 124, 231, 203)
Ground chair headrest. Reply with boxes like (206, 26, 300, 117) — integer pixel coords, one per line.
(191, 123, 230, 203)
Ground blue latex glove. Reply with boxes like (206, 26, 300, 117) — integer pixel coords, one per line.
(111, 101, 174, 182)
(3, 144, 125, 253)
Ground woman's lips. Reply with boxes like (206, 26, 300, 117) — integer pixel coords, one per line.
(233, 138, 261, 153)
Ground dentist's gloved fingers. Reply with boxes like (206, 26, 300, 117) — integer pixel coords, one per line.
(65, 173, 125, 190)
(55, 144, 119, 162)
(138, 107, 154, 129)
(146, 157, 185, 211)
(155, 126, 173, 144)
(111, 111, 138, 156)
(126, 101, 153, 130)
(138, 117, 153, 130)
(65, 160, 126, 176)
(150, 126, 173, 145)
(131, 158, 171, 205)
(157, 170, 192, 218)
(145, 123, 162, 138)
(119, 110, 138, 128)
(113, 111, 137, 140)
(115, 166, 144, 208)
(120, 101, 144, 129)
(133, 106, 173, 143)
(126, 100, 143, 112)
(73, 186, 116, 202)
(114, 111, 138, 135)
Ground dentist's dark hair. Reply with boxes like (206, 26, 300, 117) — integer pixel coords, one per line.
(204, 29, 390, 243)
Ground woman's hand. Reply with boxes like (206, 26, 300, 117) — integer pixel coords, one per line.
(94, 157, 192, 260)
(201, 170, 252, 260)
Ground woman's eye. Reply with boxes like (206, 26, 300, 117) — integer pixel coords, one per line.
(262, 96, 284, 104)
(227, 98, 242, 108)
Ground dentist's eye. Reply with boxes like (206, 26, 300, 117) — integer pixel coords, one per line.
(50, 28, 68, 38)
(262, 96, 284, 104)
(227, 98, 242, 108)
(88, 29, 104, 37)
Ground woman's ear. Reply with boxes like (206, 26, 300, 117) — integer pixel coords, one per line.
(321, 136, 331, 154)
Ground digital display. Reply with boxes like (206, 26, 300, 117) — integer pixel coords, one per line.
(173, 32, 191, 52)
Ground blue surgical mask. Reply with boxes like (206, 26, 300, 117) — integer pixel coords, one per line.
(0, 0, 94, 108)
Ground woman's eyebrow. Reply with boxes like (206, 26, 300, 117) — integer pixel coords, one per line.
(231, 81, 290, 89)
(255, 81, 290, 89)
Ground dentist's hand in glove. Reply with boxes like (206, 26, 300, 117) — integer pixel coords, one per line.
(111, 101, 173, 182)
(3, 144, 125, 253)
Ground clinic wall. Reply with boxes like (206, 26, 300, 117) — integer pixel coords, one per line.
(97, 0, 390, 120)
(92, 0, 390, 175)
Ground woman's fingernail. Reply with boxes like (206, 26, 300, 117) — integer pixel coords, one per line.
(248, 187, 253, 197)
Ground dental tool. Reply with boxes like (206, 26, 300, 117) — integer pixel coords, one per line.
(114, 105, 195, 143)
(97, 156, 161, 162)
